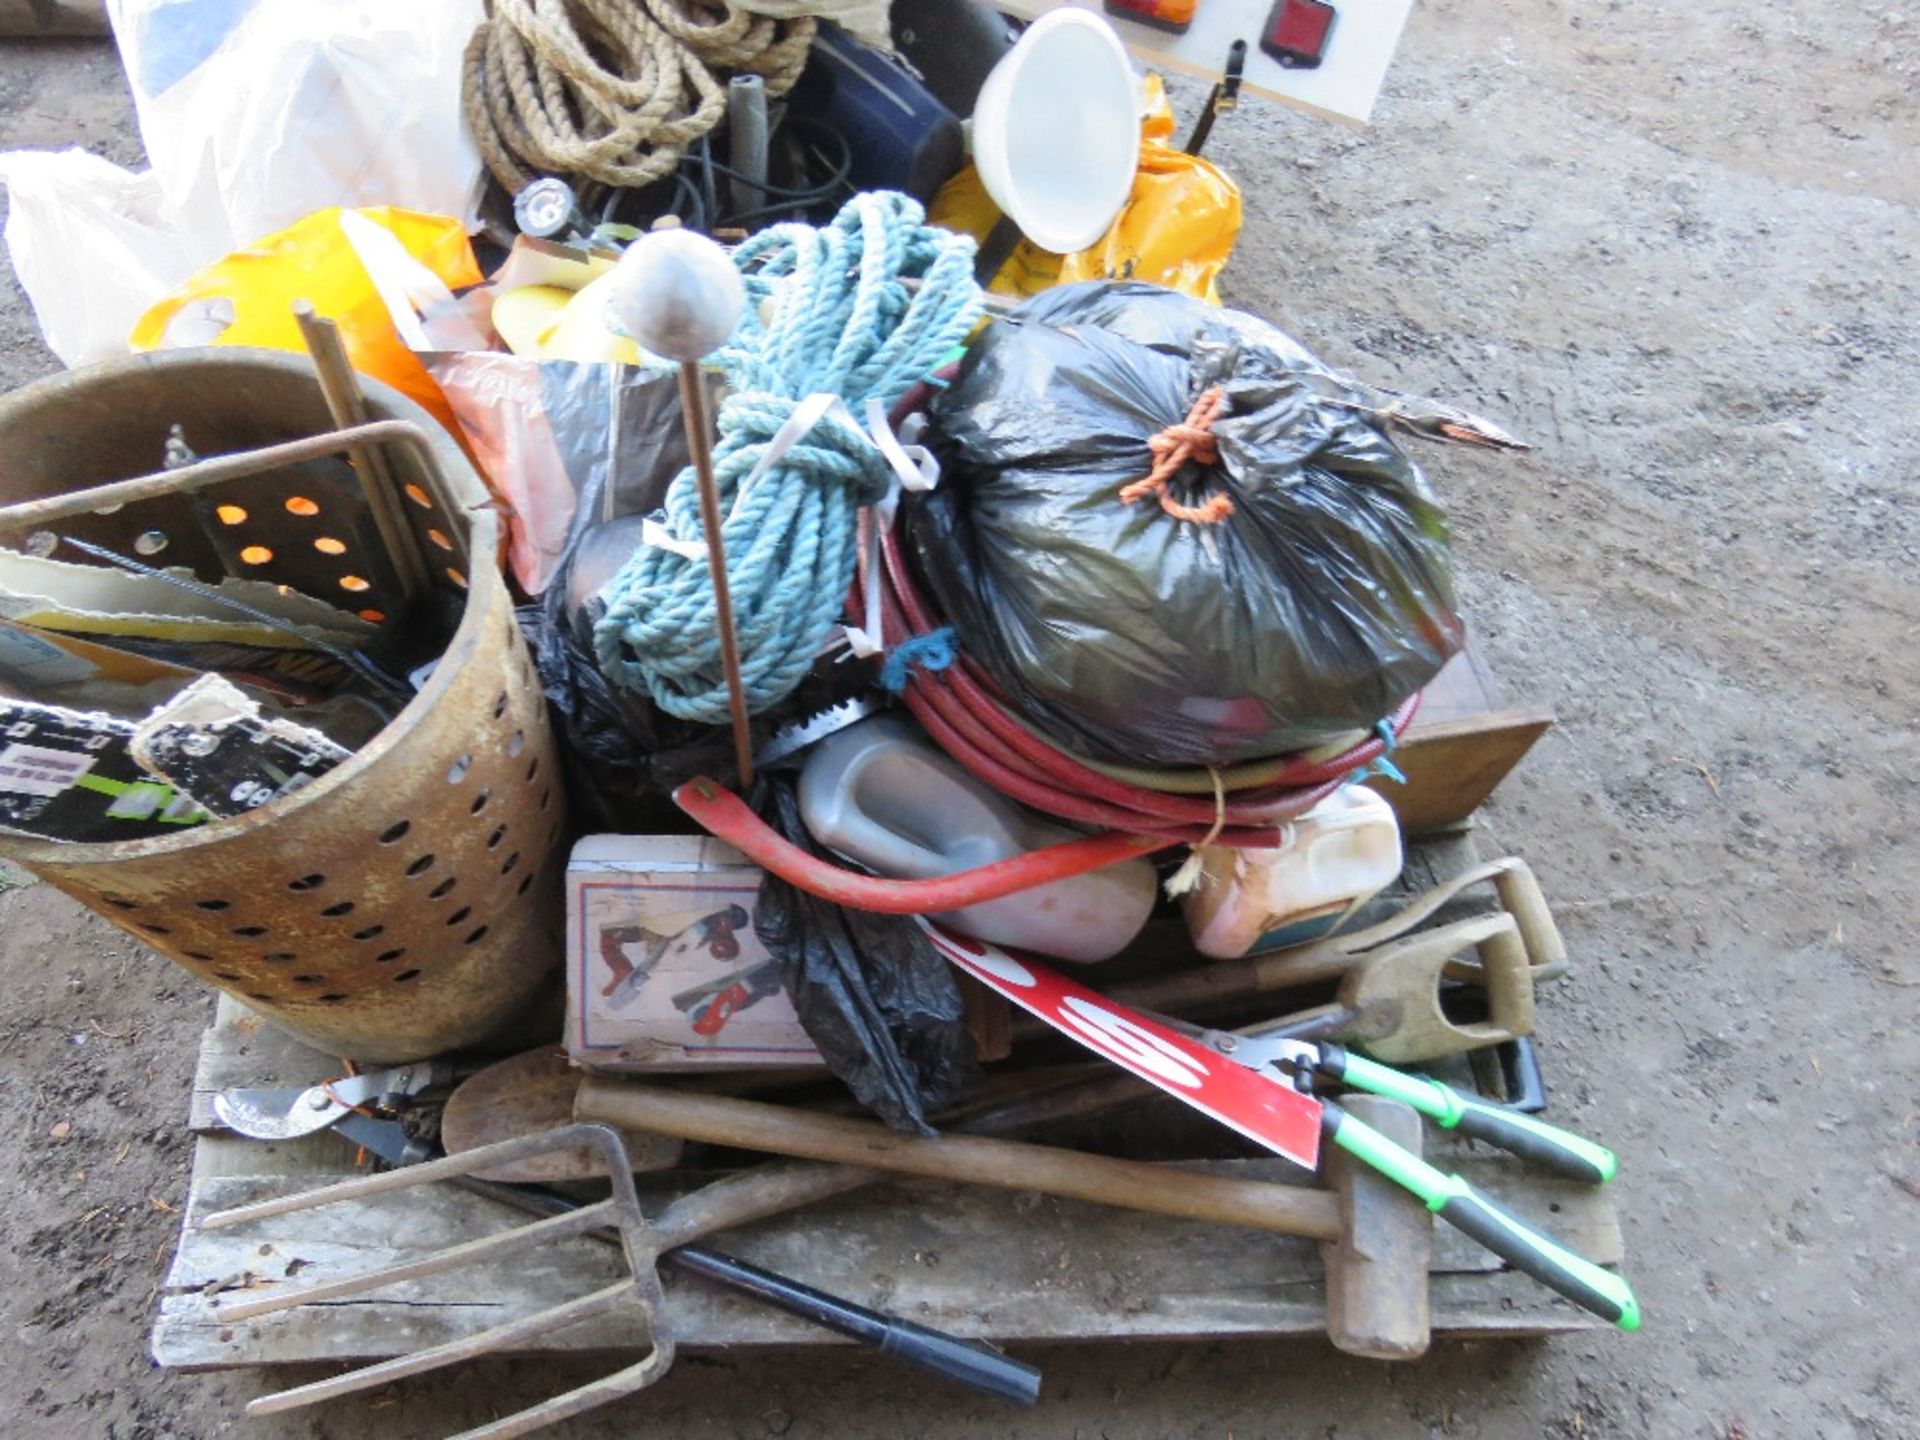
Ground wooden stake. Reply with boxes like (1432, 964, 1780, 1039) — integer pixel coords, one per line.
(292, 300, 431, 602)
(678, 363, 754, 790)
(610, 221, 754, 787)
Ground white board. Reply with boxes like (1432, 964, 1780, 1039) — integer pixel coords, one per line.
(995, 0, 1415, 126)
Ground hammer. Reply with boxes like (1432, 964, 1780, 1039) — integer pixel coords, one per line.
(576, 1076, 1435, 1359)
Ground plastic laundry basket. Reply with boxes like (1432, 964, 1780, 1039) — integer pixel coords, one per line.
(0, 349, 564, 1062)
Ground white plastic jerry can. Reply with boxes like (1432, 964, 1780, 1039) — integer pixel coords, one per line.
(1181, 786, 1404, 960)
(797, 714, 1159, 963)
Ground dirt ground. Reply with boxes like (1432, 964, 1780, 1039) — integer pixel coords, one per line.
(0, 4, 1915, 1437)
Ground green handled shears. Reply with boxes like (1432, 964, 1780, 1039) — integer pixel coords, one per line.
(1203, 1029, 1640, 1333)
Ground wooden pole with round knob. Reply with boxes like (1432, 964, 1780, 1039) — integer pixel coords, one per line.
(610, 220, 754, 787)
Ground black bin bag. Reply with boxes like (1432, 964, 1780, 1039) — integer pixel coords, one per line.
(909, 281, 1464, 767)
(753, 777, 980, 1135)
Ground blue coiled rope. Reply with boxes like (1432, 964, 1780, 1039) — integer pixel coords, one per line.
(593, 193, 983, 724)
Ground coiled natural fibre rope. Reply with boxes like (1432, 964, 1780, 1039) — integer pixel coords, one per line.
(594, 192, 982, 725)
(463, 0, 816, 192)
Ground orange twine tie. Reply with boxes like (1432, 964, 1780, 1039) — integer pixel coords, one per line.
(1117, 385, 1235, 525)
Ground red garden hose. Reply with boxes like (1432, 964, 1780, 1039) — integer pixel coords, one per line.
(673, 776, 1170, 912)
(873, 536, 1415, 844)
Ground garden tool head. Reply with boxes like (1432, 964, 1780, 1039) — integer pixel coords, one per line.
(198, 1123, 674, 1440)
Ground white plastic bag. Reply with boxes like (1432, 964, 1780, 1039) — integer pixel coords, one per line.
(109, 0, 485, 248)
(733, 0, 893, 48)
(0, 0, 484, 367)
(0, 149, 202, 366)
(335, 208, 491, 355)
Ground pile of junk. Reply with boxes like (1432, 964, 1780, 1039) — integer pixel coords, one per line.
(0, 2, 1635, 1433)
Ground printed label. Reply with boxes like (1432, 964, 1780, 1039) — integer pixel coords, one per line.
(0, 624, 92, 685)
(0, 743, 96, 797)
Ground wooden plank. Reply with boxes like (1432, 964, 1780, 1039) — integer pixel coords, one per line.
(191, 1132, 367, 1184)
(188, 994, 344, 1134)
(1379, 643, 1556, 836)
(153, 1155, 1618, 1369)
(163, 829, 1615, 1371)
(1389, 709, 1555, 837)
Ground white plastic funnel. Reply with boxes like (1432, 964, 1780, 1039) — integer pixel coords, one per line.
(970, 10, 1140, 255)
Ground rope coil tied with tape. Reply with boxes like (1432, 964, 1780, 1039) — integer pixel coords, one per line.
(593, 192, 983, 725)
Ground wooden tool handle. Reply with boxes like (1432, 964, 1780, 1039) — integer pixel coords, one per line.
(650, 1160, 880, 1249)
(293, 300, 433, 597)
(1319, 1094, 1432, 1359)
(1098, 856, 1566, 1022)
(576, 1076, 1341, 1242)
(1491, 860, 1567, 979)
(1336, 914, 1537, 1065)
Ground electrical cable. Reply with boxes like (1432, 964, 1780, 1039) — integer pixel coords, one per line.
(571, 116, 854, 238)
(690, 116, 855, 229)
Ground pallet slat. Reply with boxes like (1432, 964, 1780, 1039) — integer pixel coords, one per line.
(154, 1157, 1618, 1369)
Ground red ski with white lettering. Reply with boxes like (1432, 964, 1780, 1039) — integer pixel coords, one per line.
(921, 922, 1323, 1169)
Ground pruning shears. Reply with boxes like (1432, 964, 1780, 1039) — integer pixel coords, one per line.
(212, 1060, 453, 1141)
(1200, 1028, 1640, 1333)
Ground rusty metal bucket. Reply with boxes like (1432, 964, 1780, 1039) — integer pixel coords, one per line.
(0, 349, 563, 1062)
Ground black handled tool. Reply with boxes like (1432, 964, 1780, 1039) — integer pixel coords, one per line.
(1195, 1033, 1639, 1331)
(1183, 40, 1247, 156)
(331, 1113, 1041, 1406)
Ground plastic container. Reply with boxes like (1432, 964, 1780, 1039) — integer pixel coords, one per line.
(797, 714, 1157, 963)
(1182, 787, 1403, 959)
(969, 9, 1140, 254)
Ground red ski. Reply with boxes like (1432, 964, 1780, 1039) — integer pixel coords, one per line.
(921, 922, 1323, 1169)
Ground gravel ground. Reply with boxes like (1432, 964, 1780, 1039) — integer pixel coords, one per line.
(0, 5, 1915, 1437)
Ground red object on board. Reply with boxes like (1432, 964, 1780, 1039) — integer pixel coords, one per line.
(922, 921, 1324, 1169)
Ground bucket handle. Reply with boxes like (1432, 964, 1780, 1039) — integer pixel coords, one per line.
(0, 418, 470, 571)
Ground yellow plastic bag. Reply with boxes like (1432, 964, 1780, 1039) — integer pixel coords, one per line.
(129, 207, 482, 436)
(929, 76, 1241, 304)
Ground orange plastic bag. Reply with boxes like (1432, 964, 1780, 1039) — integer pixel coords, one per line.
(129, 207, 482, 436)
(929, 76, 1241, 304)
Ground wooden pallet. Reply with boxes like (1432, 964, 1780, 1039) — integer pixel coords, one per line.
(153, 836, 1621, 1370)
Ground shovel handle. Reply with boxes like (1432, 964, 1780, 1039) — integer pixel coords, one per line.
(673, 777, 1169, 913)
(577, 1075, 1343, 1241)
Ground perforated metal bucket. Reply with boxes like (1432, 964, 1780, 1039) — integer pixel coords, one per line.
(0, 349, 564, 1062)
